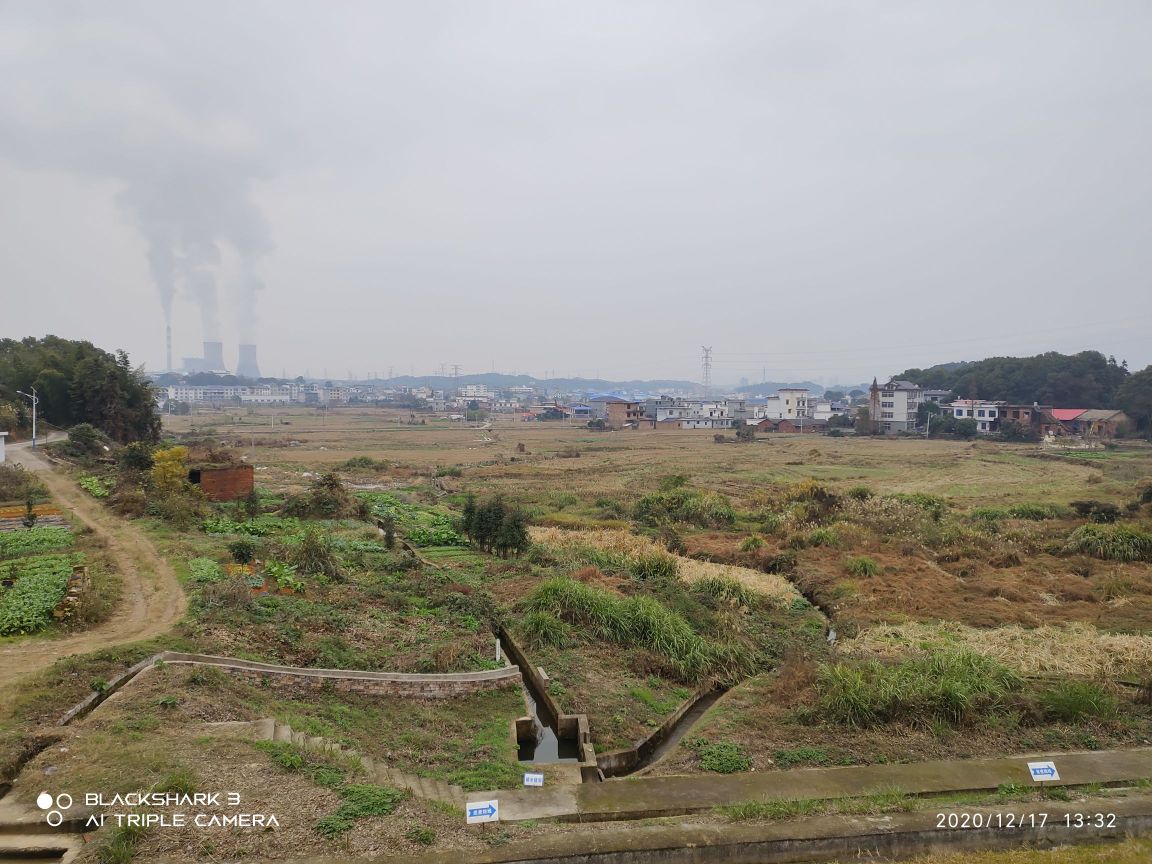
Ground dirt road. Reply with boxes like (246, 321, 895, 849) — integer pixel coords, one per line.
(0, 443, 186, 690)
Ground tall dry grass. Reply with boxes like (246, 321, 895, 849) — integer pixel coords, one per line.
(842, 621, 1152, 678)
(529, 526, 804, 607)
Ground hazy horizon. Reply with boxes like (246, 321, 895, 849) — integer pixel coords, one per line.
(3, 2, 1151, 383)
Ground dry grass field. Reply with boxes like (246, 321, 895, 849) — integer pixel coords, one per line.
(156, 406, 1152, 775)
(164, 405, 1150, 507)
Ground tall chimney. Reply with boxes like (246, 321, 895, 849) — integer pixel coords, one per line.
(203, 341, 225, 372)
(237, 344, 261, 379)
(166, 323, 172, 373)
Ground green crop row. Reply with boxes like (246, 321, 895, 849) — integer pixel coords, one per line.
(0, 526, 74, 559)
(0, 552, 83, 635)
(78, 475, 113, 498)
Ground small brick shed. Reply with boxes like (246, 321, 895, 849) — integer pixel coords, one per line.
(188, 464, 255, 501)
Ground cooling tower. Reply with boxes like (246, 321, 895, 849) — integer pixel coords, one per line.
(203, 341, 226, 372)
(236, 344, 261, 379)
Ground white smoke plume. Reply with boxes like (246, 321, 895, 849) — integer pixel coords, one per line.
(0, 3, 278, 357)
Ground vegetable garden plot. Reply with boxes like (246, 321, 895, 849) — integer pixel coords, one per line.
(0, 525, 74, 558)
(0, 552, 84, 635)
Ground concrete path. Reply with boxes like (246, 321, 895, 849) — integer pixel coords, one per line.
(472, 747, 1152, 822)
(310, 793, 1152, 863)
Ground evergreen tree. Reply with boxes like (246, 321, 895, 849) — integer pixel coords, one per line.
(473, 497, 506, 553)
(461, 493, 477, 540)
(494, 509, 530, 558)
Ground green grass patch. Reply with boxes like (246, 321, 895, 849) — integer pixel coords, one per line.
(1061, 524, 1152, 562)
(525, 576, 754, 684)
(816, 651, 1023, 727)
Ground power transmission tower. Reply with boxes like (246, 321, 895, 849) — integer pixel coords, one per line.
(701, 346, 713, 398)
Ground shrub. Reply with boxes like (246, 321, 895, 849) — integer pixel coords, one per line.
(228, 537, 260, 564)
(1040, 681, 1119, 722)
(764, 550, 797, 574)
(1061, 524, 1152, 562)
(67, 423, 103, 455)
(889, 493, 947, 521)
(0, 464, 46, 503)
(287, 528, 344, 580)
(265, 560, 303, 592)
(117, 442, 155, 472)
(633, 488, 736, 528)
(781, 481, 841, 519)
(806, 527, 841, 548)
(1008, 503, 1067, 520)
(1070, 500, 1121, 523)
(847, 485, 873, 501)
(844, 555, 880, 577)
(740, 535, 764, 553)
(694, 740, 752, 774)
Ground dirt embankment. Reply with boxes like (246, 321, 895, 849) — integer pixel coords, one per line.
(0, 446, 186, 690)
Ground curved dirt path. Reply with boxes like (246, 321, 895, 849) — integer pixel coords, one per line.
(0, 443, 186, 689)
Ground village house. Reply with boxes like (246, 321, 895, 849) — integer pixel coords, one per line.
(1051, 409, 1133, 438)
(588, 395, 644, 430)
(948, 399, 1004, 433)
(869, 379, 923, 433)
(776, 418, 829, 434)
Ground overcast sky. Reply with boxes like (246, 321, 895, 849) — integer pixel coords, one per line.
(2, 1, 1151, 385)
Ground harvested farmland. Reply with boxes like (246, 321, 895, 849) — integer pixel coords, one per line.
(529, 526, 804, 607)
(841, 621, 1152, 679)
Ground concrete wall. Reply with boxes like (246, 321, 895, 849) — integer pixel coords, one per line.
(596, 688, 716, 778)
(158, 652, 521, 698)
(498, 629, 599, 780)
(381, 800, 1152, 863)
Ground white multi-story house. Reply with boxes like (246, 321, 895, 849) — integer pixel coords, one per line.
(948, 399, 1003, 433)
(869, 379, 922, 433)
(459, 384, 493, 400)
(650, 397, 747, 425)
(777, 388, 811, 420)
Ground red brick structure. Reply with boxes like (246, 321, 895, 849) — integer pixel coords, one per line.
(188, 464, 255, 501)
(776, 419, 828, 434)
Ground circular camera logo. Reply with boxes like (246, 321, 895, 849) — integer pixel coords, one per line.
(36, 791, 72, 826)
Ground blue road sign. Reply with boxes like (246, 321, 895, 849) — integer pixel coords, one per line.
(466, 800, 500, 824)
(1027, 761, 1060, 782)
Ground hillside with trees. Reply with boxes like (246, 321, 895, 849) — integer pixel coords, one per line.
(0, 336, 161, 443)
(899, 351, 1130, 408)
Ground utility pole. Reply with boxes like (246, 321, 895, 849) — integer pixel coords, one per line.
(700, 347, 713, 399)
(16, 388, 38, 449)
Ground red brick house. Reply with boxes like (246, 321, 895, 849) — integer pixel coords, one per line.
(188, 464, 255, 501)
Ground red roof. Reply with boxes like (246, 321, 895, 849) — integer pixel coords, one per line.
(1051, 409, 1086, 421)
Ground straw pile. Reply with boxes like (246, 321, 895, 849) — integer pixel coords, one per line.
(529, 526, 804, 607)
(841, 621, 1152, 678)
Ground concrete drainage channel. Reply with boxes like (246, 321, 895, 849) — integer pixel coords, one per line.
(497, 629, 730, 783)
